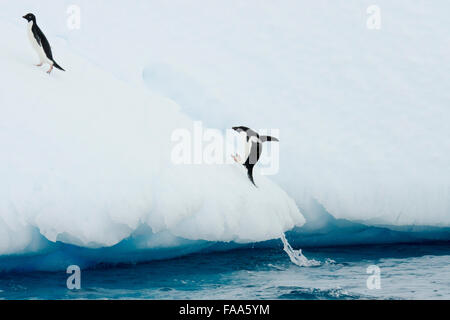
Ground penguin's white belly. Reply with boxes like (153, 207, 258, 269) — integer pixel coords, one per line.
(243, 140, 252, 162)
(243, 137, 259, 163)
(27, 22, 51, 64)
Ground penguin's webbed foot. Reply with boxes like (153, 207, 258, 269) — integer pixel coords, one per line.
(46, 65, 53, 74)
(35, 62, 43, 67)
(231, 153, 242, 163)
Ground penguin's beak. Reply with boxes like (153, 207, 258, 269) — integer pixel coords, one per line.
(22, 15, 27, 20)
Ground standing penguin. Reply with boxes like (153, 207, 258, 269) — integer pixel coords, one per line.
(231, 126, 279, 187)
(22, 13, 65, 74)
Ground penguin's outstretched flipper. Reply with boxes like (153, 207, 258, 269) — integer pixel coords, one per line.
(260, 135, 279, 142)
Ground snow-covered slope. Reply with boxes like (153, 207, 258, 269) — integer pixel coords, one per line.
(0, 19, 303, 256)
(3, 0, 446, 227)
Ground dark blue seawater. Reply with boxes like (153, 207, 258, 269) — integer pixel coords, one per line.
(1, 242, 449, 300)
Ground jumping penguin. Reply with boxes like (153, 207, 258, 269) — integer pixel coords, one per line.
(231, 126, 279, 187)
(22, 13, 65, 74)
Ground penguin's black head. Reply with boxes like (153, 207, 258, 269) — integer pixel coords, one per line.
(232, 126, 250, 133)
(22, 13, 36, 22)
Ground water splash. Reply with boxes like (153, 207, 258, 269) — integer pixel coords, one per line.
(280, 233, 321, 267)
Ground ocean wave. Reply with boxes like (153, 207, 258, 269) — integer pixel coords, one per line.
(277, 286, 361, 300)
